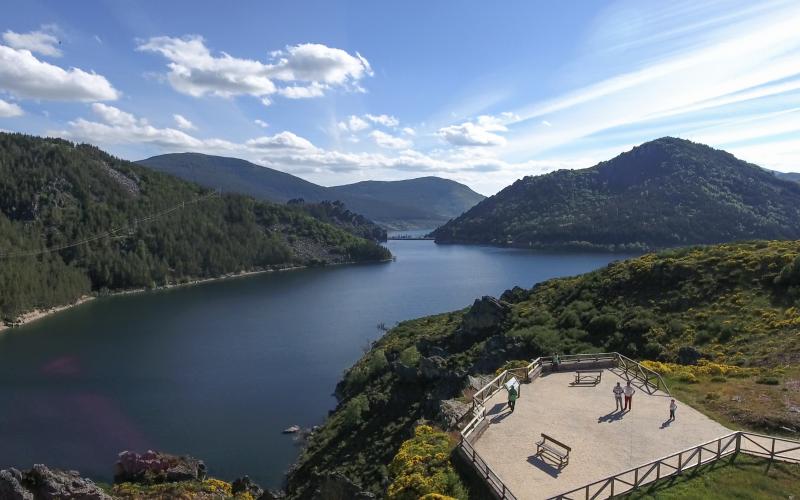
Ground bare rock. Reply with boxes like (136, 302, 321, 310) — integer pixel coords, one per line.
(283, 425, 301, 434)
(439, 399, 473, 429)
(232, 475, 264, 499)
(114, 450, 206, 484)
(461, 296, 510, 338)
(0, 468, 33, 500)
(0, 465, 110, 500)
(419, 356, 447, 380)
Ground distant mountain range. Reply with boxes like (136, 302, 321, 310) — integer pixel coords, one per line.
(432, 137, 800, 251)
(138, 153, 485, 230)
(774, 171, 800, 183)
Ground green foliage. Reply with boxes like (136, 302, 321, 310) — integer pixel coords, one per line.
(399, 346, 421, 367)
(387, 425, 467, 500)
(433, 137, 800, 250)
(0, 133, 390, 322)
(340, 394, 371, 430)
(287, 199, 387, 242)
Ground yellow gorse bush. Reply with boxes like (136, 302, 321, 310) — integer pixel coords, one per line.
(387, 425, 462, 500)
(641, 359, 756, 378)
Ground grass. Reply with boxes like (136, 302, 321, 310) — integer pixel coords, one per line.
(624, 454, 800, 499)
(659, 366, 800, 436)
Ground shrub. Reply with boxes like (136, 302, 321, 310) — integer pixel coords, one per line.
(340, 394, 370, 429)
(399, 346, 421, 368)
(676, 371, 699, 383)
(756, 376, 780, 385)
(387, 425, 467, 500)
(587, 314, 619, 337)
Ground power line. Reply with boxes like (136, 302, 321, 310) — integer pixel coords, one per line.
(0, 190, 220, 260)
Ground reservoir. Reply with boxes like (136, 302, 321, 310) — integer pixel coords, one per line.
(0, 240, 633, 487)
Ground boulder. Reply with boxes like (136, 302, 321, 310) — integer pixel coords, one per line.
(114, 450, 207, 484)
(419, 356, 447, 380)
(0, 465, 110, 500)
(232, 475, 264, 499)
(461, 296, 510, 339)
(0, 468, 33, 500)
(439, 399, 473, 429)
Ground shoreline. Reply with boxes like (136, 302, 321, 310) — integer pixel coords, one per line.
(0, 258, 391, 333)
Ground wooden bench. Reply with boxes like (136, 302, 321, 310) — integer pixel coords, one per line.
(573, 369, 602, 385)
(536, 433, 571, 468)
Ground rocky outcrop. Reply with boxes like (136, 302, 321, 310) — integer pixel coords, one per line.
(460, 296, 510, 339)
(114, 450, 207, 484)
(438, 399, 472, 430)
(232, 475, 264, 499)
(0, 465, 110, 500)
(500, 286, 529, 303)
(419, 355, 447, 380)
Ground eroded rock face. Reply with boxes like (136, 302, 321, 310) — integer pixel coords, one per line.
(114, 450, 207, 484)
(0, 465, 110, 500)
(461, 296, 510, 338)
(500, 286, 529, 303)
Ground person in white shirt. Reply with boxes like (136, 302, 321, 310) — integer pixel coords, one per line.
(624, 382, 635, 411)
(613, 382, 624, 411)
(669, 399, 677, 421)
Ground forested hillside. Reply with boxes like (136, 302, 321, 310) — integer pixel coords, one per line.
(0, 133, 390, 324)
(287, 240, 800, 498)
(433, 138, 800, 250)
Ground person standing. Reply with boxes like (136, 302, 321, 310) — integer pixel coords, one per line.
(613, 382, 624, 411)
(669, 399, 677, 421)
(624, 382, 635, 411)
(508, 385, 518, 412)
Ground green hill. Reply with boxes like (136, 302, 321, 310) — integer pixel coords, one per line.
(0, 133, 390, 324)
(139, 153, 485, 230)
(775, 171, 800, 183)
(432, 138, 800, 250)
(286, 240, 800, 497)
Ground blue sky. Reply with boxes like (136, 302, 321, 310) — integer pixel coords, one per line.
(1, 0, 799, 194)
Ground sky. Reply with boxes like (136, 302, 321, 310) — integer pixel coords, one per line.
(0, 0, 799, 195)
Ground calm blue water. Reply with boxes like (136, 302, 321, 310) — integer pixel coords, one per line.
(0, 241, 633, 487)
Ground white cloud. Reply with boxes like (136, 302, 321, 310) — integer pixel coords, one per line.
(58, 103, 219, 150)
(246, 131, 316, 150)
(437, 114, 510, 146)
(137, 36, 371, 103)
(0, 44, 119, 101)
(402, 127, 416, 136)
(337, 115, 370, 132)
(0, 98, 23, 117)
(541, 120, 552, 127)
(254, 119, 269, 128)
(369, 130, 412, 149)
(2, 27, 61, 57)
(365, 113, 398, 127)
(173, 113, 196, 130)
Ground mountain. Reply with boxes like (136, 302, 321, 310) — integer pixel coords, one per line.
(0, 133, 390, 323)
(775, 171, 800, 183)
(138, 153, 485, 230)
(432, 137, 800, 251)
(286, 240, 800, 497)
(328, 177, 486, 230)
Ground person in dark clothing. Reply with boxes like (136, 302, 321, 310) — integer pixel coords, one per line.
(508, 386, 518, 412)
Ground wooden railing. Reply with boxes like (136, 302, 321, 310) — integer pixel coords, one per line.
(458, 352, 673, 499)
(459, 437, 518, 500)
(549, 431, 800, 499)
